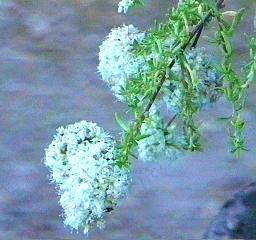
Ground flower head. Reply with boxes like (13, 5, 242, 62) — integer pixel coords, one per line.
(98, 24, 146, 100)
(138, 112, 182, 162)
(163, 47, 221, 112)
(44, 120, 130, 234)
(118, 0, 135, 14)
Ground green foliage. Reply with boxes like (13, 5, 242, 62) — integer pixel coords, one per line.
(113, 0, 255, 167)
(213, 8, 254, 156)
(246, 34, 256, 83)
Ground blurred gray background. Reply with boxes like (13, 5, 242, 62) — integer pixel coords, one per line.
(0, 0, 255, 239)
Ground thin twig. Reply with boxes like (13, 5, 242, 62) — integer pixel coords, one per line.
(167, 114, 177, 127)
(130, 153, 138, 159)
(191, 25, 203, 48)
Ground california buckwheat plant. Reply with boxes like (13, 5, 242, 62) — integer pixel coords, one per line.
(44, 0, 256, 236)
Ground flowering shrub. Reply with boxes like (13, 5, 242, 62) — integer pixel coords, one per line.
(44, 0, 256, 236)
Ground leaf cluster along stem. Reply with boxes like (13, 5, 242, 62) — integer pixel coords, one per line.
(120, 0, 225, 166)
(214, 5, 250, 155)
(144, 0, 224, 116)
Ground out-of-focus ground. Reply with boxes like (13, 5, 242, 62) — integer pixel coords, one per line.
(0, 0, 255, 239)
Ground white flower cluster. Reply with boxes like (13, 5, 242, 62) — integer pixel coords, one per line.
(138, 112, 181, 162)
(44, 120, 130, 234)
(118, 0, 135, 14)
(163, 47, 221, 112)
(98, 24, 146, 100)
(98, 26, 220, 110)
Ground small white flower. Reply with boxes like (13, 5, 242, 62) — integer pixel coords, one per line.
(98, 24, 146, 100)
(138, 112, 181, 162)
(118, 0, 135, 14)
(44, 120, 130, 234)
(162, 47, 221, 112)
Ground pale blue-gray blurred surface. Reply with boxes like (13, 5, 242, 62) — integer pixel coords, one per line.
(0, 0, 255, 239)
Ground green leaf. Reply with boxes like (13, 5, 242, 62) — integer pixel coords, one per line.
(203, 35, 218, 44)
(156, 40, 163, 54)
(115, 113, 130, 132)
(135, 134, 151, 141)
(217, 116, 232, 121)
(229, 8, 246, 35)
(220, 31, 232, 55)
